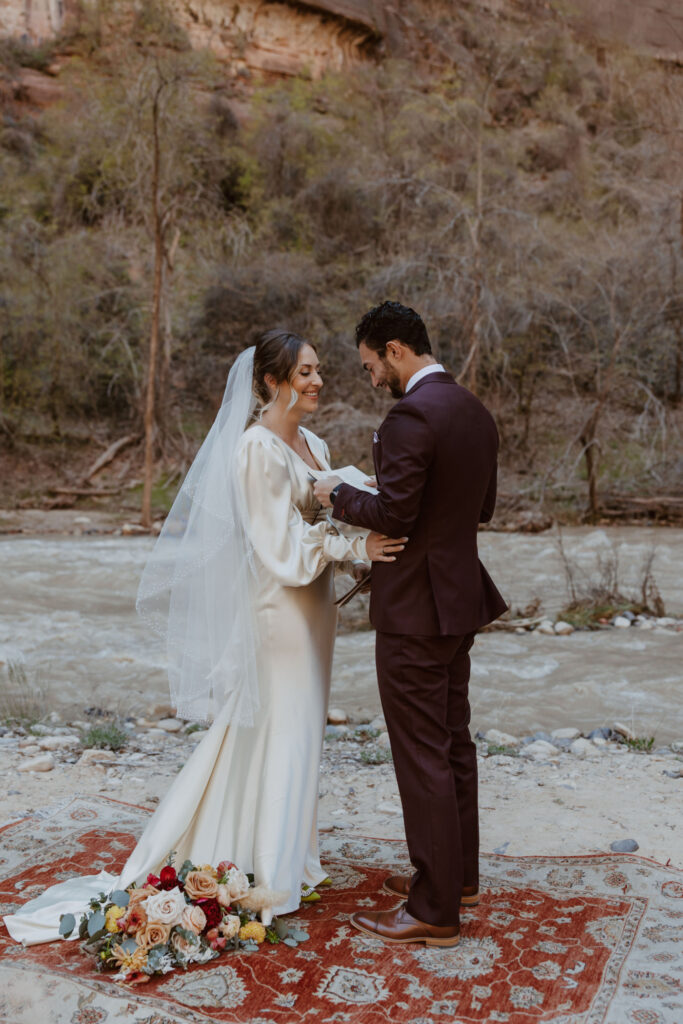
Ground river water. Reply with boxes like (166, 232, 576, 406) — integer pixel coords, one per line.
(0, 526, 681, 741)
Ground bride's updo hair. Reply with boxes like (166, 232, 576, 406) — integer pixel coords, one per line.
(252, 329, 315, 407)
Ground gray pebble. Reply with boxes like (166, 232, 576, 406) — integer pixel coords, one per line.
(610, 839, 639, 853)
(589, 727, 612, 740)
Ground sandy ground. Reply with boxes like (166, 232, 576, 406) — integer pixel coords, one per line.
(2, 724, 681, 873)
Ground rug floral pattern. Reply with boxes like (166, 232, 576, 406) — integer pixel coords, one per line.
(1, 795, 682, 1023)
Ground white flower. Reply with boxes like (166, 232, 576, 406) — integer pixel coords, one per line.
(170, 928, 216, 964)
(220, 914, 241, 940)
(223, 867, 250, 901)
(144, 887, 187, 927)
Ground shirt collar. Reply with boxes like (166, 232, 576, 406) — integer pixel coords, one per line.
(405, 363, 446, 393)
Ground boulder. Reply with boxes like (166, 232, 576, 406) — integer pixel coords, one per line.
(77, 749, 117, 766)
(520, 740, 559, 760)
(613, 616, 631, 628)
(17, 754, 55, 773)
(38, 735, 81, 750)
(554, 621, 574, 635)
(551, 727, 581, 741)
(613, 721, 636, 742)
(484, 728, 520, 747)
(610, 839, 639, 853)
(570, 738, 598, 758)
(156, 718, 184, 733)
(327, 708, 348, 725)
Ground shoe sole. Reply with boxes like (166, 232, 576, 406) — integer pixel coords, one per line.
(350, 914, 460, 947)
(381, 882, 480, 907)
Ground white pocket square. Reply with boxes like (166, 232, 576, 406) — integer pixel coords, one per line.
(373, 431, 380, 444)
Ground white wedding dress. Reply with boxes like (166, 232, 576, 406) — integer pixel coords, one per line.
(4, 424, 368, 946)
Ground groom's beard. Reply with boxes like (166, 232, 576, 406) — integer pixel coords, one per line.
(381, 360, 404, 399)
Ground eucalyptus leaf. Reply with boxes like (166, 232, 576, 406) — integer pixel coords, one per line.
(87, 911, 105, 937)
(59, 913, 76, 938)
(274, 917, 289, 940)
(177, 859, 194, 882)
(290, 929, 309, 942)
(110, 890, 130, 908)
(283, 936, 298, 947)
(120, 937, 138, 954)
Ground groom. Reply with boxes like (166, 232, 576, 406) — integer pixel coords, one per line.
(315, 301, 506, 947)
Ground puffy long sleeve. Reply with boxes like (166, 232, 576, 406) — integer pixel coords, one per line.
(236, 431, 368, 587)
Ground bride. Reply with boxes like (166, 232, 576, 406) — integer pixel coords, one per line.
(5, 329, 406, 946)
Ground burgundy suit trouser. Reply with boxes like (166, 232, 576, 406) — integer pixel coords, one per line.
(375, 630, 478, 927)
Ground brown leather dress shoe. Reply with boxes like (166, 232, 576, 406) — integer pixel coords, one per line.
(351, 902, 459, 947)
(383, 874, 480, 906)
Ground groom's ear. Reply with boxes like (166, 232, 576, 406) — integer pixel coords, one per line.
(385, 340, 403, 362)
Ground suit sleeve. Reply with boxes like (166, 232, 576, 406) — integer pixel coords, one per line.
(479, 463, 498, 523)
(332, 403, 434, 536)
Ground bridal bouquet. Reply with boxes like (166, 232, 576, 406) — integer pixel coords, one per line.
(59, 854, 308, 984)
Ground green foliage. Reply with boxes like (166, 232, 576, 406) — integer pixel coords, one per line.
(81, 722, 128, 751)
(619, 735, 655, 753)
(0, 661, 47, 726)
(360, 745, 393, 765)
(486, 744, 519, 758)
(1, 1, 681, 514)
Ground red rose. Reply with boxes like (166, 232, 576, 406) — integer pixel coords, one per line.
(217, 860, 237, 877)
(198, 898, 222, 930)
(159, 866, 178, 891)
(146, 873, 160, 887)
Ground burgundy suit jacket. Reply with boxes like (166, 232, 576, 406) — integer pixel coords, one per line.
(333, 371, 507, 636)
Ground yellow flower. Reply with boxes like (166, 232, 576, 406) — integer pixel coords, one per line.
(105, 905, 126, 933)
(198, 863, 219, 880)
(111, 943, 148, 974)
(239, 921, 266, 944)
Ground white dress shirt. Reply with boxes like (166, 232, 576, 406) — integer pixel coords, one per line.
(405, 363, 446, 393)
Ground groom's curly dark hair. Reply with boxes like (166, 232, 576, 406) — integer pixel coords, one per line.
(355, 300, 432, 356)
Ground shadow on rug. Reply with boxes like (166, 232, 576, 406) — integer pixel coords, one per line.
(1, 795, 682, 1023)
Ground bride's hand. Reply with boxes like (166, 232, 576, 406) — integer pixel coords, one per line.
(365, 532, 408, 563)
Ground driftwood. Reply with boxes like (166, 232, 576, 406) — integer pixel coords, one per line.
(600, 494, 683, 522)
(480, 617, 543, 632)
(83, 434, 138, 482)
(50, 487, 121, 497)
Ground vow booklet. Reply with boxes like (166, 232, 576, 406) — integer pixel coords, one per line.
(309, 464, 378, 495)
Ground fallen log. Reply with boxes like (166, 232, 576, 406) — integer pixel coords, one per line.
(50, 487, 120, 497)
(83, 434, 138, 482)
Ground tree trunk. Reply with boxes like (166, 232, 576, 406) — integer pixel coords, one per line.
(141, 86, 164, 529)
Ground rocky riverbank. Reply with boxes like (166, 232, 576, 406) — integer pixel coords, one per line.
(2, 707, 681, 872)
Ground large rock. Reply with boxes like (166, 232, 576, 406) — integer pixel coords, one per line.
(77, 749, 117, 766)
(17, 754, 55, 772)
(570, 738, 599, 758)
(551, 727, 581, 741)
(520, 740, 559, 760)
(327, 708, 348, 725)
(484, 728, 520, 747)
(38, 735, 81, 750)
(156, 718, 184, 733)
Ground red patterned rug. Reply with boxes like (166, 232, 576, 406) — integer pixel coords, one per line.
(1, 796, 682, 1024)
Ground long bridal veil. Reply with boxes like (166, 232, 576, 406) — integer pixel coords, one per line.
(4, 347, 262, 946)
(137, 345, 260, 726)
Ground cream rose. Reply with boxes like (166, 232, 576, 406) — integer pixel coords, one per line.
(144, 887, 187, 927)
(223, 867, 250, 901)
(219, 914, 241, 940)
(171, 928, 201, 959)
(183, 870, 219, 901)
(181, 904, 207, 935)
(135, 921, 171, 949)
